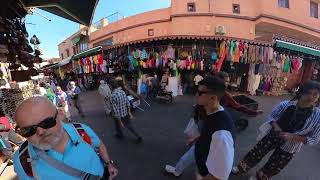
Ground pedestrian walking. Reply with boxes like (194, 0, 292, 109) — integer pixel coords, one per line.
(165, 105, 206, 177)
(13, 96, 118, 179)
(67, 81, 84, 117)
(98, 80, 112, 116)
(56, 86, 71, 122)
(232, 81, 320, 180)
(110, 80, 143, 143)
(194, 76, 235, 180)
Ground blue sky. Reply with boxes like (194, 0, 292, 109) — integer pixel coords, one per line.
(25, 0, 171, 59)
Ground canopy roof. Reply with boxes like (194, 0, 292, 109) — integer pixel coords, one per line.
(22, 0, 99, 25)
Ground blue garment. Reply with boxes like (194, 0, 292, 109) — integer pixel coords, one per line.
(13, 123, 104, 180)
(175, 145, 195, 174)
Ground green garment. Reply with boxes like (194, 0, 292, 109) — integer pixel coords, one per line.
(283, 56, 290, 73)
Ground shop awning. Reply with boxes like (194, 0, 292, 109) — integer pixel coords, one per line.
(71, 36, 81, 46)
(276, 40, 320, 57)
(73, 46, 102, 60)
(42, 56, 72, 69)
(22, 0, 99, 25)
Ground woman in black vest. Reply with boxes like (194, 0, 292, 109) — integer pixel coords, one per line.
(232, 81, 320, 180)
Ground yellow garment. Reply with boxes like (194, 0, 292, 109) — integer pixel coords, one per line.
(282, 55, 286, 66)
(219, 41, 226, 58)
(93, 55, 98, 65)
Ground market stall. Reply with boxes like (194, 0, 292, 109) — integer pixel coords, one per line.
(101, 35, 319, 97)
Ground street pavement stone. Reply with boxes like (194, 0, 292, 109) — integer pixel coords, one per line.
(2, 91, 320, 180)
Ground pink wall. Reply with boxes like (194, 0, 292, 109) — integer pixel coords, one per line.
(58, 39, 73, 59)
(80, 0, 320, 50)
(258, 0, 320, 31)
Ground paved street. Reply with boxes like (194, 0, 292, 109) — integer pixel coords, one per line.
(74, 91, 320, 180)
(2, 91, 320, 180)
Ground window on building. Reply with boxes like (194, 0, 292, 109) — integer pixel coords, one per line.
(233, 4, 240, 14)
(311, 1, 319, 18)
(73, 47, 76, 55)
(278, 0, 289, 8)
(66, 49, 70, 57)
(61, 53, 64, 59)
(148, 29, 154, 36)
(187, 3, 196, 12)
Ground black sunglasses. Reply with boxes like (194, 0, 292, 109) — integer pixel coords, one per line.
(197, 91, 213, 96)
(17, 111, 58, 137)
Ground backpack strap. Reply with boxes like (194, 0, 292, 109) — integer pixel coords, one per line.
(18, 123, 95, 178)
(72, 123, 92, 145)
(18, 141, 33, 177)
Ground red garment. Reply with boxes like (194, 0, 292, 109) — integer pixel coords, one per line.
(216, 49, 227, 72)
(97, 54, 103, 65)
(292, 57, 300, 72)
(222, 92, 259, 116)
(0, 116, 11, 131)
(239, 42, 244, 56)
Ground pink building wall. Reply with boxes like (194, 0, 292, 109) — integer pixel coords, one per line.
(59, 0, 320, 54)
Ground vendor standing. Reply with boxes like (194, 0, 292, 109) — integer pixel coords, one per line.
(232, 81, 320, 180)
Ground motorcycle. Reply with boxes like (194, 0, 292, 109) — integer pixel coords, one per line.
(148, 88, 173, 104)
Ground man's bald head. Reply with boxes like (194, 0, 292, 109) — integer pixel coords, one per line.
(15, 96, 65, 150)
(16, 97, 56, 127)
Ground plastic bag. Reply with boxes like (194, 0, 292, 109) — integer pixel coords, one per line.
(184, 118, 200, 138)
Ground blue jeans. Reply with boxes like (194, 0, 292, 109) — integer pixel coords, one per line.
(175, 145, 195, 174)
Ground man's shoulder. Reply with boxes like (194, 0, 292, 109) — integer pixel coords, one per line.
(209, 111, 231, 120)
(211, 130, 234, 148)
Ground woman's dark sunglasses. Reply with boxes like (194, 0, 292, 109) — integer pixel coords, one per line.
(17, 111, 58, 137)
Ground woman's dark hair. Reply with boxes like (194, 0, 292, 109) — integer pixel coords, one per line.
(193, 105, 207, 122)
(293, 80, 320, 101)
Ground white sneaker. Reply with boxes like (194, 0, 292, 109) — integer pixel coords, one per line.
(248, 176, 257, 180)
(232, 166, 240, 174)
(165, 165, 181, 177)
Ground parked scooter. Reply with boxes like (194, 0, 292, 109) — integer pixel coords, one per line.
(148, 88, 173, 104)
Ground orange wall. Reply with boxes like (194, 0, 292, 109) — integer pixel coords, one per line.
(77, 0, 320, 49)
(258, 0, 320, 31)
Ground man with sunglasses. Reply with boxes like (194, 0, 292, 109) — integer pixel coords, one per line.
(13, 97, 118, 179)
(195, 76, 235, 180)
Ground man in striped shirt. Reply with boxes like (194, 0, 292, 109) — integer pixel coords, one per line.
(232, 81, 320, 180)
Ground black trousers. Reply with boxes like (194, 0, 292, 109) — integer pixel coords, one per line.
(238, 131, 294, 179)
(113, 115, 141, 138)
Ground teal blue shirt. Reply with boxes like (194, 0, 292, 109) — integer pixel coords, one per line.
(13, 123, 104, 180)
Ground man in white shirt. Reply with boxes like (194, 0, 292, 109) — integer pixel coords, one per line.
(195, 76, 235, 180)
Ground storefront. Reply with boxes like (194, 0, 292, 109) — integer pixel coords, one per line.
(99, 35, 320, 97)
(72, 46, 105, 89)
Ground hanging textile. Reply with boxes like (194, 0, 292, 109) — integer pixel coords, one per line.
(166, 45, 175, 59)
(234, 41, 240, 63)
(217, 41, 227, 72)
(97, 54, 103, 65)
(243, 42, 249, 64)
(283, 56, 290, 73)
(219, 41, 226, 58)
